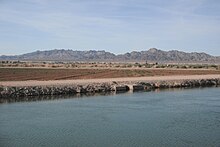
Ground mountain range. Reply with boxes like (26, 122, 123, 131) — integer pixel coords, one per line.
(1, 48, 219, 63)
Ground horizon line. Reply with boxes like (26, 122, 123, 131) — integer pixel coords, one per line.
(1, 48, 219, 56)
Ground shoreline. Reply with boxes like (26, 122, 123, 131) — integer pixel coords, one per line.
(1, 74, 220, 99)
(1, 74, 220, 87)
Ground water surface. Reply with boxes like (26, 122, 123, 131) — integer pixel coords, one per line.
(0, 87, 220, 147)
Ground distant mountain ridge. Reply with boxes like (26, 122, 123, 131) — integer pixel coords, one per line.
(0, 48, 219, 63)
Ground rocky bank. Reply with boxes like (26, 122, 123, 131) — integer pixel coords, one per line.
(0, 78, 220, 100)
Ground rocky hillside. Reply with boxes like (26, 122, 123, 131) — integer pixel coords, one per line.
(117, 48, 219, 62)
(0, 48, 219, 63)
(0, 49, 116, 61)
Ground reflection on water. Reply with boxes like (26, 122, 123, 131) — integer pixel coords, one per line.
(0, 87, 213, 104)
(0, 91, 117, 103)
(0, 87, 220, 147)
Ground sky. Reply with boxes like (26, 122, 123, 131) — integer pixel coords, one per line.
(0, 0, 220, 55)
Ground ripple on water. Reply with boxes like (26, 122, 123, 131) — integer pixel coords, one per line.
(0, 87, 220, 147)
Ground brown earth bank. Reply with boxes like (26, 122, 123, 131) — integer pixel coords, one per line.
(0, 68, 220, 81)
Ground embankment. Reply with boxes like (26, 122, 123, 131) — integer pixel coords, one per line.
(0, 75, 220, 100)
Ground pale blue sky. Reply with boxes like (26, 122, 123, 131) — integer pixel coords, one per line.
(0, 0, 220, 55)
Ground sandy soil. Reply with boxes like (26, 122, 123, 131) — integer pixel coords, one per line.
(1, 74, 220, 87)
(1, 68, 220, 81)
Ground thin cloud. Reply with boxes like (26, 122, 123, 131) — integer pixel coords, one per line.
(0, 0, 219, 55)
